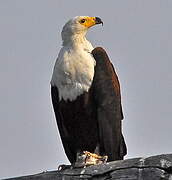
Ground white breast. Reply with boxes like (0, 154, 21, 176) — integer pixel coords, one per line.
(51, 43, 95, 101)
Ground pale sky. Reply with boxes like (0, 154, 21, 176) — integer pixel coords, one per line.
(0, 0, 172, 179)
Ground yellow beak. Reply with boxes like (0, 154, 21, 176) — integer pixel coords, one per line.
(82, 17, 103, 28)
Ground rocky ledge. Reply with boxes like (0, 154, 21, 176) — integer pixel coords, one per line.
(6, 154, 172, 180)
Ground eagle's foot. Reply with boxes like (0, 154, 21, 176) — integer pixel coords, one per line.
(74, 151, 108, 168)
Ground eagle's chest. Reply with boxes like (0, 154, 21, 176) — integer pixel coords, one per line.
(52, 48, 96, 101)
(63, 50, 94, 82)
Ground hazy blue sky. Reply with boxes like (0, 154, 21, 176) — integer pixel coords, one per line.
(0, 0, 172, 179)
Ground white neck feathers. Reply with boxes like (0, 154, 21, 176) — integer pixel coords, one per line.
(51, 34, 95, 101)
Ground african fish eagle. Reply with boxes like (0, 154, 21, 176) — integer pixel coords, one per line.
(51, 16, 127, 164)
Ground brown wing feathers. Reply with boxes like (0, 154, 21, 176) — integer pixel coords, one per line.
(51, 47, 127, 163)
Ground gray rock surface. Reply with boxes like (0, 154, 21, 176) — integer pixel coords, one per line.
(5, 154, 172, 180)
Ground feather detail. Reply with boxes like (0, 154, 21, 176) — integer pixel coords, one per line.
(51, 34, 95, 101)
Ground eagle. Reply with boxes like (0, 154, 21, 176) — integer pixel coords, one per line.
(51, 16, 127, 165)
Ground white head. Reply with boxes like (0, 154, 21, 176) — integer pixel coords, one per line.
(61, 16, 103, 45)
(52, 16, 103, 101)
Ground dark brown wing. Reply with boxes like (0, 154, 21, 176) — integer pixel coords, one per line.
(92, 47, 127, 160)
(51, 86, 76, 163)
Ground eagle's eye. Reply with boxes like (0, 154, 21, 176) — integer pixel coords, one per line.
(80, 19, 86, 23)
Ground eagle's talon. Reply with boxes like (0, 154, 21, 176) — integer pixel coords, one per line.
(74, 151, 108, 167)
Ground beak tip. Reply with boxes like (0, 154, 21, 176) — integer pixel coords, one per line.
(95, 17, 103, 26)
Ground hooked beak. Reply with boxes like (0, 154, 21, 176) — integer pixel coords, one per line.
(95, 17, 103, 26)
